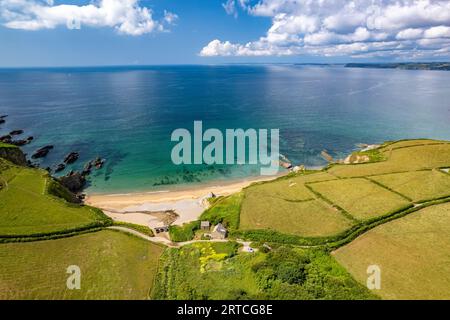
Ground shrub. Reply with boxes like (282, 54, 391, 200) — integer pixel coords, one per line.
(169, 221, 200, 242)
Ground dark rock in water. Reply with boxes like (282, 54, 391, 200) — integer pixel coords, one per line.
(55, 163, 66, 173)
(58, 171, 86, 193)
(0, 146, 27, 166)
(9, 130, 24, 136)
(0, 135, 12, 143)
(64, 152, 79, 164)
(93, 157, 105, 169)
(26, 136, 34, 141)
(0, 119, 5, 124)
(11, 140, 28, 146)
(0, 115, 7, 119)
(32, 145, 54, 159)
(32, 148, 49, 159)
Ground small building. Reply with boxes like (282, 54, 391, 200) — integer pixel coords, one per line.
(211, 223, 227, 239)
(200, 221, 210, 231)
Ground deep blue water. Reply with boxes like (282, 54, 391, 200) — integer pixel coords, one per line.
(0, 65, 449, 193)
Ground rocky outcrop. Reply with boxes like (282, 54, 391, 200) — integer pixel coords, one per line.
(0, 145, 27, 166)
(58, 171, 86, 193)
(64, 152, 79, 164)
(32, 145, 53, 159)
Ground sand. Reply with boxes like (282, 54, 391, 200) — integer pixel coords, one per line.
(85, 174, 285, 228)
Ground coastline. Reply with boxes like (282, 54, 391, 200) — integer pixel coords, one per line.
(85, 172, 288, 228)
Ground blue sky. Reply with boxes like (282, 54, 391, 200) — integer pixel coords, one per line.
(1, 0, 450, 67)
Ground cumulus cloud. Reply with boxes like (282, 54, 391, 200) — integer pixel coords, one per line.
(0, 0, 177, 36)
(204, 0, 450, 58)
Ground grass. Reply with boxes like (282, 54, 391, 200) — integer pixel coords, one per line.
(0, 162, 111, 238)
(309, 178, 411, 221)
(0, 142, 18, 149)
(152, 243, 377, 300)
(240, 196, 354, 237)
(236, 140, 448, 242)
(370, 170, 450, 203)
(113, 221, 154, 237)
(328, 141, 450, 178)
(0, 230, 164, 299)
(238, 171, 351, 238)
(333, 202, 450, 300)
(199, 192, 244, 230)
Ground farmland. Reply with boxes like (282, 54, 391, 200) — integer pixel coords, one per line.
(370, 170, 450, 203)
(308, 178, 411, 221)
(236, 140, 450, 242)
(0, 230, 164, 299)
(333, 202, 450, 300)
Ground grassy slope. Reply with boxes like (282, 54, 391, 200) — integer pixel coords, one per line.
(333, 202, 450, 300)
(0, 230, 164, 299)
(0, 158, 110, 238)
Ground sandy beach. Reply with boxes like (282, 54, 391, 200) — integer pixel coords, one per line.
(85, 174, 286, 228)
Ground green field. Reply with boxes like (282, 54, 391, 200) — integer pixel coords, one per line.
(329, 142, 450, 178)
(370, 170, 450, 203)
(0, 159, 110, 238)
(333, 202, 450, 300)
(240, 195, 354, 237)
(152, 242, 376, 300)
(0, 230, 164, 299)
(309, 178, 411, 220)
(236, 140, 450, 241)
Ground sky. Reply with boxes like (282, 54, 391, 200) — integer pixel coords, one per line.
(1, 0, 450, 67)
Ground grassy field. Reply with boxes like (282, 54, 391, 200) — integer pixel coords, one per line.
(370, 170, 450, 203)
(0, 159, 110, 238)
(240, 196, 354, 237)
(333, 202, 450, 300)
(0, 230, 164, 299)
(329, 142, 450, 178)
(309, 178, 411, 221)
(152, 242, 376, 300)
(237, 140, 450, 240)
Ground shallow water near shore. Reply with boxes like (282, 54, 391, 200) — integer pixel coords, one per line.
(1, 65, 450, 193)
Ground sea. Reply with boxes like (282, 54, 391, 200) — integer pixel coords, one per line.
(0, 64, 449, 193)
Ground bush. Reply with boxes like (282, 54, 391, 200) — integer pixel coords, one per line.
(169, 221, 200, 242)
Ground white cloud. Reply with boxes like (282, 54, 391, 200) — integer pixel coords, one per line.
(0, 0, 177, 36)
(205, 0, 450, 58)
(222, 0, 238, 18)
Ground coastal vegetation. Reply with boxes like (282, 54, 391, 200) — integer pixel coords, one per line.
(169, 221, 200, 242)
(152, 243, 376, 300)
(234, 140, 450, 245)
(113, 221, 154, 237)
(1, 138, 450, 300)
(345, 62, 450, 71)
(0, 230, 163, 299)
(0, 157, 111, 241)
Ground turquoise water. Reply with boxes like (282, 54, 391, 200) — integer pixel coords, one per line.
(0, 65, 449, 193)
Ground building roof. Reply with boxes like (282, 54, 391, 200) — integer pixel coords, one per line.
(213, 223, 227, 234)
(201, 221, 210, 227)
